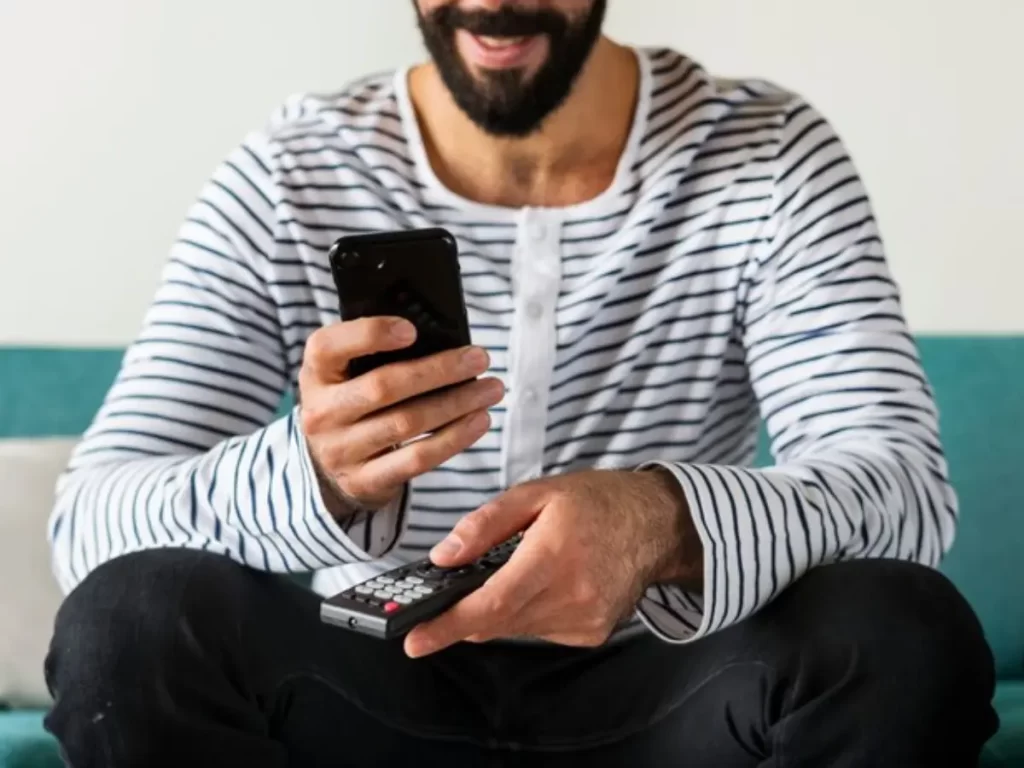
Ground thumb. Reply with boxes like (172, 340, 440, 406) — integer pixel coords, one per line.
(430, 483, 546, 566)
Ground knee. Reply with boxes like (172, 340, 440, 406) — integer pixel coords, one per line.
(46, 549, 250, 693)
(761, 560, 997, 717)
(794, 560, 991, 671)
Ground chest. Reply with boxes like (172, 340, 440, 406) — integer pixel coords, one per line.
(268, 160, 768, 486)
(273, 169, 766, 370)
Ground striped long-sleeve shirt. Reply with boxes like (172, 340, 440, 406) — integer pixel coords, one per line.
(48, 48, 957, 643)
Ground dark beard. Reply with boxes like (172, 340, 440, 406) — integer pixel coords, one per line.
(416, 1, 607, 137)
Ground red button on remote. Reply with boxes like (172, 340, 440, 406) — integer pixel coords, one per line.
(384, 601, 400, 614)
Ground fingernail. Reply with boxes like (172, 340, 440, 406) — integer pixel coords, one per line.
(462, 347, 488, 370)
(431, 534, 462, 562)
(391, 320, 416, 343)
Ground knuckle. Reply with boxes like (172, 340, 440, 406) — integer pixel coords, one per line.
(574, 581, 600, 608)
(311, 439, 336, 470)
(581, 630, 609, 648)
(339, 471, 371, 502)
(439, 356, 462, 385)
(410, 356, 448, 392)
(588, 612, 611, 635)
(303, 328, 332, 366)
(406, 441, 435, 475)
(300, 403, 328, 436)
(362, 375, 392, 405)
(453, 514, 484, 544)
(388, 410, 419, 440)
(319, 441, 352, 473)
(481, 590, 509, 617)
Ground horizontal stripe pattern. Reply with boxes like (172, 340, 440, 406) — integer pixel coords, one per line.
(47, 48, 956, 643)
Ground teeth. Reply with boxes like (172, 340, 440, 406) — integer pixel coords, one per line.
(477, 35, 528, 49)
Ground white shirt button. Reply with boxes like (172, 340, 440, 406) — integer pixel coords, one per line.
(522, 387, 538, 404)
(526, 301, 544, 320)
(529, 221, 547, 242)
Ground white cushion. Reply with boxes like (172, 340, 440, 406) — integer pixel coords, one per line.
(0, 438, 74, 707)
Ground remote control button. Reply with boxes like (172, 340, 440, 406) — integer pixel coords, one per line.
(374, 590, 391, 600)
(384, 601, 401, 613)
(394, 596, 413, 605)
(405, 576, 424, 585)
(355, 586, 373, 595)
(401, 591, 421, 600)
(414, 585, 434, 595)
(378, 577, 395, 585)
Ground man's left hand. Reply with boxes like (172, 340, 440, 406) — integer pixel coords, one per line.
(404, 468, 702, 658)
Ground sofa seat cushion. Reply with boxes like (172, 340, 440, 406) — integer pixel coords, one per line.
(0, 711, 62, 768)
(984, 681, 1024, 767)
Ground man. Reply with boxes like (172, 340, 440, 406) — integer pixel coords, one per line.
(44, 1, 998, 765)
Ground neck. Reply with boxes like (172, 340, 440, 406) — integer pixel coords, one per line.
(408, 37, 640, 209)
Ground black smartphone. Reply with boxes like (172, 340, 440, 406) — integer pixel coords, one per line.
(327, 228, 472, 379)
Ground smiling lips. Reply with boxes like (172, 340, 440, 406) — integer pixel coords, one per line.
(458, 31, 545, 69)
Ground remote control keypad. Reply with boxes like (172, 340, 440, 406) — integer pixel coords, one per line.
(338, 534, 522, 614)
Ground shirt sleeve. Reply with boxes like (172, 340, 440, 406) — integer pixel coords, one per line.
(636, 99, 957, 642)
(47, 133, 408, 595)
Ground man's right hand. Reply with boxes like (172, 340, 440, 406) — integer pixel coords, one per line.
(298, 317, 503, 514)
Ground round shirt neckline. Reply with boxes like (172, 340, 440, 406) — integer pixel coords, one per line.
(392, 47, 654, 222)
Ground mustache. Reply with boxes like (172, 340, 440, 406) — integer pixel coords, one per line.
(425, 5, 567, 38)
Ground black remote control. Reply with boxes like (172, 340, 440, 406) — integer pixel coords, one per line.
(320, 535, 522, 639)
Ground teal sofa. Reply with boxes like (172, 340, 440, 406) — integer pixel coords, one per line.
(0, 337, 1021, 766)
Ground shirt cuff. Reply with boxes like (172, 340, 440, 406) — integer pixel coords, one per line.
(292, 407, 409, 563)
(633, 460, 723, 643)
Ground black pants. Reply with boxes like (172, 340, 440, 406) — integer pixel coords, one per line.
(44, 550, 998, 767)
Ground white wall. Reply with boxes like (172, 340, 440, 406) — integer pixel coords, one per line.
(0, 0, 1020, 345)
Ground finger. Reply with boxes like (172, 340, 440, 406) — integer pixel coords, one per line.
(339, 377, 504, 460)
(342, 410, 492, 499)
(430, 483, 547, 567)
(531, 632, 612, 649)
(342, 345, 491, 421)
(405, 537, 554, 657)
(302, 345, 492, 432)
(302, 318, 416, 383)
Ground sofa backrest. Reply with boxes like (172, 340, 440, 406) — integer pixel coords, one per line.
(915, 338, 1023, 679)
(2, 338, 1022, 679)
